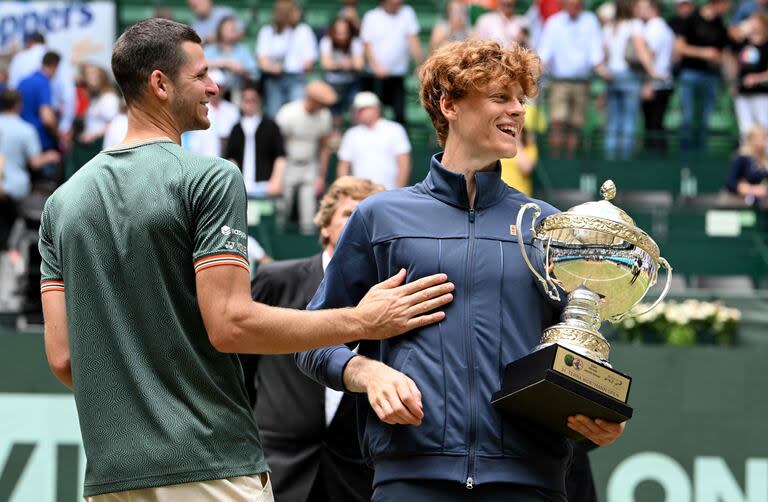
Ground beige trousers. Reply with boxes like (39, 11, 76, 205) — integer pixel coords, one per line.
(84, 473, 273, 502)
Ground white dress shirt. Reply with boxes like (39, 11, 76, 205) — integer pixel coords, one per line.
(537, 10, 604, 79)
(322, 250, 347, 426)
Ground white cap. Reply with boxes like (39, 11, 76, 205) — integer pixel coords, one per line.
(352, 91, 381, 109)
(209, 69, 227, 87)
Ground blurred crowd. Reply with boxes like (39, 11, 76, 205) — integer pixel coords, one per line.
(1, 0, 767, 284)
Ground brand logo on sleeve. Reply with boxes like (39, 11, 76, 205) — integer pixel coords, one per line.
(221, 225, 232, 236)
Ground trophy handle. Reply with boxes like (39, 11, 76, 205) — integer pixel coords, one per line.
(610, 257, 673, 322)
(517, 203, 561, 302)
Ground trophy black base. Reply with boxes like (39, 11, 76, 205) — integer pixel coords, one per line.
(491, 344, 633, 440)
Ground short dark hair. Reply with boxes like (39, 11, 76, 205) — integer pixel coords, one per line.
(111, 18, 201, 105)
(242, 80, 261, 96)
(25, 32, 45, 45)
(42, 51, 60, 67)
(0, 88, 21, 111)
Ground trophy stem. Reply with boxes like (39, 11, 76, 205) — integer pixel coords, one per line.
(538, 287, 612, 364)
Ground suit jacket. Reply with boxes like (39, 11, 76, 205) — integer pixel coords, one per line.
(242, 254, 373, 502)
(225, 117, 285, 182)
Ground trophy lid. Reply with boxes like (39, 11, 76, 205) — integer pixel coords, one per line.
(567, 180, 636, 227)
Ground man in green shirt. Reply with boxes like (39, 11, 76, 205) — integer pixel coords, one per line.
(39, 18, 453, 501)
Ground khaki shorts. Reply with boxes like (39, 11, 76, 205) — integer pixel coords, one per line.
(84, 473, 273, 502)
(548, 80, 590, 127)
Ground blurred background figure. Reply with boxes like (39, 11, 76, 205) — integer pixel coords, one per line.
(226, 82, 286, 199)
(245, 176, 384, 502)
(537, 0, 606, 158)
(638, 0, 676, 153)
(725, 124, 768, 206)
(102, 100, 128, 150)
(473, 0, 527, 47)
(276, 81, 336, 234)
(204, 16, 259, 98)
(257, 0, 318, 118)
(187, 0, 243, 44)
(727, 12, 768, 137)
(8, 33, 76, 154)
(360, 0, 422, 127)
(0, 89, 60, 250)
(320, 17, 364, 133)
(338, 0, 362, 33)
(501, 127, 538, 196)
(674, 0, 731, 154)
(602, 0, 655, 160)
(429, 0, 471, 52)
(336, 91, 411, 190)
(206, 70, 241, 152)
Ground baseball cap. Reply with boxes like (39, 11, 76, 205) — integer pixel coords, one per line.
(352, 91, 381, 109)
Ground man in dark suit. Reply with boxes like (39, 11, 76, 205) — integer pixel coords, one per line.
(243, 176, 385, 502)
(225, 81, 285, 198)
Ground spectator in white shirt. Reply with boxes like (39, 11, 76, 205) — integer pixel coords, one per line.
(537, 0, 606, 158)
(257, 0, 319, 119)
(473, 0, 527, 48)
(276, 81, 336, 234)
(360, 0, 423, 127)
(207, 69, 241, 152)
(336, 91, 412, 190)
(637, 0, 676, 152)
(79, 65, 120, 145)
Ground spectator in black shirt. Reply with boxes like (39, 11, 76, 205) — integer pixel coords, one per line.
(225, 82, 286, 198)
(668, 0, 696, 35)
(727, 12, 768, 136)
(674, 0, 731, 153)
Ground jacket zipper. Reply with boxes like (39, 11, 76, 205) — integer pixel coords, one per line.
(465, 207, 477, 489)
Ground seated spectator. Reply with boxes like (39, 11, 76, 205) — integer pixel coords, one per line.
(225, 83, 286, 198)
(0, 89, 60, 249)
(728, 13, 768, 137)
(473, 0, 527, 48)
(336, 91, 411, 190)
(725, 124, 768, 206)
(257, 0, 318, 118)
(204, 16, 259, 95)
(320, 17, 364, 129)
(501, 127, 538, 196)
(429, 0, 470, 53)
(187, 0, 243, 44)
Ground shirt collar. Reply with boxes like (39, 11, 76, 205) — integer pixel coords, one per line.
(423, 153, 508, 210)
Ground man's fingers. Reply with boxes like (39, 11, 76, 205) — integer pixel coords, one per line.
(405, 283, 455, 307)
(370, 269, 406, 291)
(405, 293, 454, 318)
(397, 273, 450, 296)
(396, 379, 424, 422)
(404, 311, 446, 331)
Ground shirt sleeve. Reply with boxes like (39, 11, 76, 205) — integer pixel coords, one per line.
(351, 37, 364, 56)
(319, 36, 332, 56)
(190, 160, 250, 274)
(295, 206, 379, 391)
(337, 130, 353, 161)
(405, 6, 420, 35)
(39, 197, 64, 293)
(256, 26, 271, 57)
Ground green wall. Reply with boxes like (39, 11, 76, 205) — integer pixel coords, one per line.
(2, 332, 767, 501)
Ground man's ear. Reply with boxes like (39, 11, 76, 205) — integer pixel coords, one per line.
(148, 70, 170, 101)
(439, 94, 458, 123)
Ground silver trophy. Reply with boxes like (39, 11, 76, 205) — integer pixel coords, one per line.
(492, 180, 673, 438)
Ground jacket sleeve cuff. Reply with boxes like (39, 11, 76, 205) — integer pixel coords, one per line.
(327, 346, 358, 392)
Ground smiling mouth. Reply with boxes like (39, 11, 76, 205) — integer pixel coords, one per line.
(497, 125, 518, 138)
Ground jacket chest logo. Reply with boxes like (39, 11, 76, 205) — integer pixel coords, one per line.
(509, 224, 517, 236)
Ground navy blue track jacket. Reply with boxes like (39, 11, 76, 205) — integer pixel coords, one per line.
(296, 154, 571, 492)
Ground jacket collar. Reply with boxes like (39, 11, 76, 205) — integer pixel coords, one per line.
(424, 153, 508, 210)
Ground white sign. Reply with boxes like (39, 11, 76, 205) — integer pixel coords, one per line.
(0, 2, 115, 68)
(0, 394, 84, 502)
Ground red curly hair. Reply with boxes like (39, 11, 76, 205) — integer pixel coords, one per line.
(418, 38, 541, 146)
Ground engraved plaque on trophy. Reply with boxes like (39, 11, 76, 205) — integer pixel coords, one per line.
(492, 181, 673, 440)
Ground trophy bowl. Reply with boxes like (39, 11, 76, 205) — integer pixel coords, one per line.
(491, 180, 672, 439)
